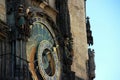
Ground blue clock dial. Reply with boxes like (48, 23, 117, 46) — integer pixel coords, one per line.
(30, 23, 54, 45)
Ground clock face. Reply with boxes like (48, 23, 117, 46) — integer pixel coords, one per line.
(27, 16, 61, 80)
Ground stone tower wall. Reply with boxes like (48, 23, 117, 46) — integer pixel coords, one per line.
(68, 0, 88, 79)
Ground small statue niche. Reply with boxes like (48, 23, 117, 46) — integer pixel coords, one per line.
(17, 4, 30, 41)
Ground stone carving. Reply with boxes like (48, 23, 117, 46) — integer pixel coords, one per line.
(88, 48, 95, 80)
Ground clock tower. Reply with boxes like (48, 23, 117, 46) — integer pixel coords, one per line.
(0, 0, 95, 80)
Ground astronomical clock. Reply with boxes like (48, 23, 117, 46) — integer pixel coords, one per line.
(26, 12, 61, 80)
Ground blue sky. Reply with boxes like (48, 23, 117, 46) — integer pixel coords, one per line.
(87, 0, 120, 80)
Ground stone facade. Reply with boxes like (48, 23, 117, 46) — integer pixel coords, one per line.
(68, 0, 88, 79)
(0, 0, 95, 80)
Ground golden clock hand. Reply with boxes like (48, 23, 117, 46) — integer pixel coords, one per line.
(47, 52, 55, 75)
